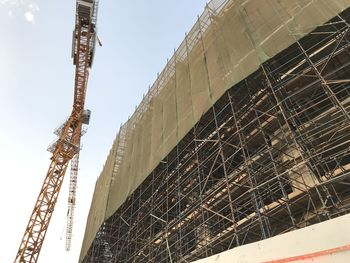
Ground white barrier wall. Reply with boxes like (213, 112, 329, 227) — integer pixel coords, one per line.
(193, 214, 350, 263)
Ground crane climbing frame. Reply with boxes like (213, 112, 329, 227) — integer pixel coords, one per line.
(14, 1, 99, 262)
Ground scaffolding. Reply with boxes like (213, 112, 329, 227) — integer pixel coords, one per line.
(81, 8, 350, 263)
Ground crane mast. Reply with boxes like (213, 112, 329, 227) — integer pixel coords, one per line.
(14, 1, 98, 262)
(65, 153, 80, 251)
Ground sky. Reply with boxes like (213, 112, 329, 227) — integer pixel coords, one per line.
(0, 0, 207, 262)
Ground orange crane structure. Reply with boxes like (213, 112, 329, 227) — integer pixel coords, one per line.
(15, 0, 99, 262)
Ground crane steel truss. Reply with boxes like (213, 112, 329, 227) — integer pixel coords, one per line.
(66, 153, 80, 251)
(14, 2, 97, 262)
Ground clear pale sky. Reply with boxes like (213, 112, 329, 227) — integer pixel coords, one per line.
(0, 0, 207, 262)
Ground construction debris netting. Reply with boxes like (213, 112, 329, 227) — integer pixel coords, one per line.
(79, 0, 350, 261)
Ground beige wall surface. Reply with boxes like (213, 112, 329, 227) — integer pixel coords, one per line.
(193, 214, 350, 263)
(79, 0, 350, 261)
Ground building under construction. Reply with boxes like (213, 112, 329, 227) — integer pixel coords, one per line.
(79, 0, 350, 262)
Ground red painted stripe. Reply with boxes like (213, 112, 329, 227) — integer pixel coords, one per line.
(263, 244, 350, 263)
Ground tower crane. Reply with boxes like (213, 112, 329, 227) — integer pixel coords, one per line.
(14, 0, 99, 262)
